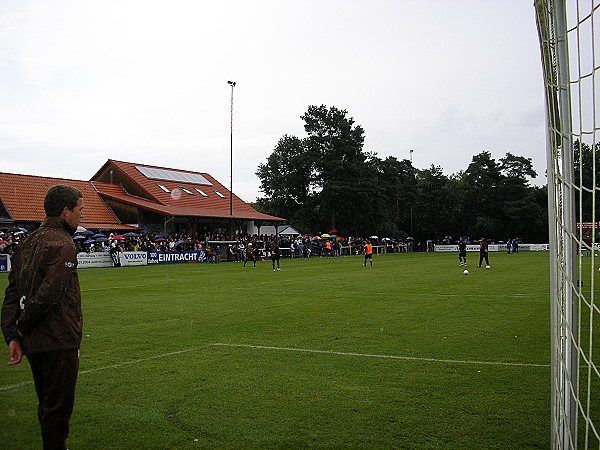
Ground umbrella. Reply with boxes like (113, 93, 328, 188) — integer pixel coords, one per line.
(95, 237, 109, 242)
(0, 240, 8, 245)
(369, 235, 378, 240)
(83, 239, 95, 244)
(72, 235, 86, 240)
(76, 226, 87, 233)
(8, 227, 27, 233)
(329, 229, 338, 234)
(154, 237, 167, 242)
(123, 232, 139, 237)
(80, 230, 94, 235)
(92, 233, 105, 238)
(111, 235, 126, 240)
(321, 233, 330, 238)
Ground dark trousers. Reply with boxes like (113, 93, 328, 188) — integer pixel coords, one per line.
(478, 252, 490, 267)
(27, 350, 79, 450)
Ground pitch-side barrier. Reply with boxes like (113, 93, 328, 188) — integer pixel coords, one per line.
(0, 245, 552, 272)
(434, 244, 550, 252)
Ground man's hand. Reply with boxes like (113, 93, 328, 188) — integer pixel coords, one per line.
(8, 340, 23, 366)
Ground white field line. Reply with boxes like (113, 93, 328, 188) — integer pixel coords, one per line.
(82, 285, 149, 292)
(0, 342, 550, 392)
(211, 343, 551, 368)
(0, 346, 208, 392)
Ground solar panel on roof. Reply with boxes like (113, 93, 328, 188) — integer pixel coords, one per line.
(135, 165, 212, 186)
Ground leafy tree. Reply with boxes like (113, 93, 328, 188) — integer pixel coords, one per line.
(255, 135, 315, 230)
(499, 152, 537, 180)
(498, 152, 540, 241)
(372, 156, 417, 236)
(463, 151, 504, 238)
(574, 139, 600, 221)
(255, 105, 550, 243)
(414, 165, 449, 241)
(301, 105, 368, 233)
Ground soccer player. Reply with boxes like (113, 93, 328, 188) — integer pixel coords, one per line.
(270, 240, 281, 271)
(458, 237, 467, 266)
(325, 240, 332, 259)
(244, 242, 256, 267)
(478, 237, 490, 268)
(363, 240, 373, 267)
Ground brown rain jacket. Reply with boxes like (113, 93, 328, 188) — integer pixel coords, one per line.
(2, 216, 82, 354)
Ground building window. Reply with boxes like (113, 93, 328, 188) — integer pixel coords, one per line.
(180, 186, 194, 195)
(194, 188, 208, 197)
(157, 184, 170, 193)
(214, 190, 226, 198)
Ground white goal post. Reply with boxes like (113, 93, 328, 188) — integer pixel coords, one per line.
(535, 1, 600, 448)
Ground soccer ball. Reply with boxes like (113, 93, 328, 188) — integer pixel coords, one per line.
(485, 265, 491, 269)
(463, 269, 469, 275)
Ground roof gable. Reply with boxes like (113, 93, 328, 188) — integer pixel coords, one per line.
(0, 172, 132, 229)
(92, 160, 283, 221)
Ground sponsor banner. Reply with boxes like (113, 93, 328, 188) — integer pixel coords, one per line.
(148, 250, 207, 264)
(77, 252, 113, 268)
(577, 222, 600, 229)
(518, 244, 550, 251)
(434, 245, 492, 252)
(0, 254, 10, 272)
(434, 244, 549, 252)
(120, 251, 148, 266)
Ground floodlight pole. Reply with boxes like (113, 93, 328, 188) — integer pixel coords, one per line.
(228, 81, 236, 217)
(409, 149, 413, 163)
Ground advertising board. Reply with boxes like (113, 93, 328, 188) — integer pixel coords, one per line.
(434, 244, 549, 252)
(147, 250, 207, 264)
(120, 251, 148, 266)
(0, 254, 10, 272)
(77, 252, 113, 268)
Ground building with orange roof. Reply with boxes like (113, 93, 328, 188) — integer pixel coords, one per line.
(0, 160, 285, 236)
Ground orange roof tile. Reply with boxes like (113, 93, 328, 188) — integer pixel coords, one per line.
(91, 160, 284, 221)
(0, 172, 136, 230)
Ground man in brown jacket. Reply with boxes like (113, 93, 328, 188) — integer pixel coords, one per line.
(2, 185, 84, 450)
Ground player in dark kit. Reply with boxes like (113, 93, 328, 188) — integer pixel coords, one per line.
(458, 237, 467, 266)
(244, 242, 256, 267)
(478, 237, 490, 268)
(270, 241, 281, 271)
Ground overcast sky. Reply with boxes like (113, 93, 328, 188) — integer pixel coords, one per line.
(0, 0, 546, 203)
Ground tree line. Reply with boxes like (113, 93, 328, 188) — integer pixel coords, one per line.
(254, 105, 549, 244)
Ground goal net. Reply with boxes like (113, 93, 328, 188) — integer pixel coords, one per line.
(536, 0, 600, 448)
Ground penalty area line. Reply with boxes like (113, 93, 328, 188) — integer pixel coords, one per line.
(211, 343, 550, 368)
(0, 345, 210, 392)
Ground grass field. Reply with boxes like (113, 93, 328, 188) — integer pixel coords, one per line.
(0, 251, 553, 449)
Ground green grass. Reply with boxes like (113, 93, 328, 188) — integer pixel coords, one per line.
(0, 252, 553, 448)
